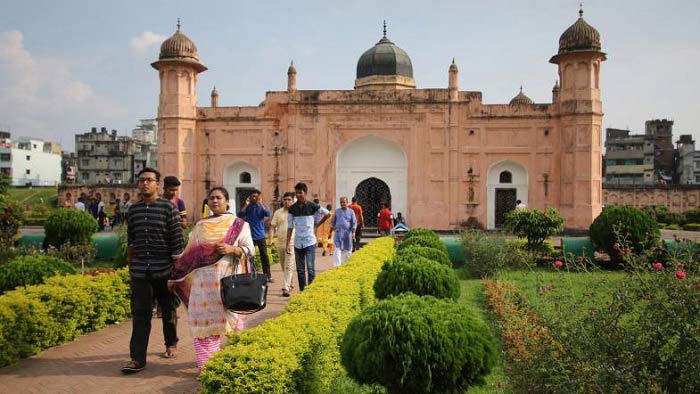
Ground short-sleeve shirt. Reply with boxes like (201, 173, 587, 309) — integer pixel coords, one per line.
(288, 201, 329, 249)
(170, 196, 187, 218)
(238, 203, 271, 241)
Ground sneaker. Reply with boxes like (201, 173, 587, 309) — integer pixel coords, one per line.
(121, 360, 145, 374)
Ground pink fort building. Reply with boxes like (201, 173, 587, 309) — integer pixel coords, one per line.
(152, 10, 605, 230)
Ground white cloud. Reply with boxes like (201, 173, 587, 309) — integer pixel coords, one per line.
(0, 30, 125, 148)
(129, 31, 165, 54)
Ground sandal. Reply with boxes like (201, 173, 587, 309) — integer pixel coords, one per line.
(163, 346, 177, 359)
(121, 360, 145, 374)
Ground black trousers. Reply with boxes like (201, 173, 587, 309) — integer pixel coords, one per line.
(354, 225, 363, 251)
(254, 238, 271, 277)
(129, 274, 178, 365)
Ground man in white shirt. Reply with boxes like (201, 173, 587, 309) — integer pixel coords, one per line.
(74, 197, 86, 211)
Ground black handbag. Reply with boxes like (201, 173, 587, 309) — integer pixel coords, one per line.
(220, 254, 268, 314)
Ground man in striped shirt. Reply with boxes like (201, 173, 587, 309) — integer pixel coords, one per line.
(121, 168, 184, 374)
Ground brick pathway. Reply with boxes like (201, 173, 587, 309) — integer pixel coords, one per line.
(0, 251, 335, 394)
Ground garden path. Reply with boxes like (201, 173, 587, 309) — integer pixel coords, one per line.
(0, 251, 334, 393)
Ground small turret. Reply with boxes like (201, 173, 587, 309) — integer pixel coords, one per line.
(287, 61, 297, 92)
(448, 58, 458, 102)
(211, 86, 218, 107)
(552, 80, 560, 102)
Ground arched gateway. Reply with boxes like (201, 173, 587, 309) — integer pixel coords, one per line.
(336, 135, 407, 226)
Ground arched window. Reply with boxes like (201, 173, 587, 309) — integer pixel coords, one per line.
(239, 171, 251, 184)
(499, 171, 512, 184)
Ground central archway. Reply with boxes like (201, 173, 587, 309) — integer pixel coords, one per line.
(355, 177, 391, 227)
(336, 135, 407, 226)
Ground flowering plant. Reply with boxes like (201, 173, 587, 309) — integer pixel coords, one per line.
(0, 194, 23, 246)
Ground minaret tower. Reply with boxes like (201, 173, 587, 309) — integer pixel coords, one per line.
(211, 86, 218, 107)
(448, 58, 458, 102)
(287, 61, 297, 92)
(151, 19, 207, 217)
(549, 6, 606, 227)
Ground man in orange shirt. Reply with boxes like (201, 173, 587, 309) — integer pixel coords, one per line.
(377, 203, 394, 236)
(348, 197, 364, 251)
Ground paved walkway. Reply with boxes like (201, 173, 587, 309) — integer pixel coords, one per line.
(0, 251, 335, 394)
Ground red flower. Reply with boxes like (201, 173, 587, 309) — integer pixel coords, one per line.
(613, 243, 620, 250)
(652, 262, 663, 271)
(677, 263, 686, 270)
(623, 247, 631, 254)
(676, 271, 686, 280)
(553, 260, 563, 268)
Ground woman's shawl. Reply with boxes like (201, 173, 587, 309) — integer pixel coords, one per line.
(169, 215, 245, 306)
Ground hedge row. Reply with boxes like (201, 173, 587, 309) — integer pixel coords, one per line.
(0, 269, 131, 367)
(199, 237, 396, 393)
(0, 255, 77, 293)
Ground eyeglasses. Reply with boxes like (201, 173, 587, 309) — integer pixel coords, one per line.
(137, 178, 157, 184)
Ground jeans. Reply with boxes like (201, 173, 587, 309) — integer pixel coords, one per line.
(253, 238, 271, 277)
(129, 273, 178, 365)
(295, 244, 316, 291)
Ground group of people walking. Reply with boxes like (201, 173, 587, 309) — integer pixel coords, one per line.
(119, 168, 377, 374)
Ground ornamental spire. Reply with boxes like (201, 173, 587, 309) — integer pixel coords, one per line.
(176, 17, 181, 31)
(579, 3, 584, 18)
(383, 20, 387, 37)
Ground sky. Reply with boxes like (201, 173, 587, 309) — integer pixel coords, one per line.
(0, 0, 698, 151)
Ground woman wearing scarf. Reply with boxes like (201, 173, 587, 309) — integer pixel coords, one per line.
(168, 187, 254, 370)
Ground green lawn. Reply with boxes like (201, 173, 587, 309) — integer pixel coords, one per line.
(6, 187, 58, 224)
(496, 269, 625, 328)
(460, 278, 510, 394)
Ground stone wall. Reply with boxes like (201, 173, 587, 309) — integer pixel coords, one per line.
(603, 184, 700, 212)
(57, 184, 139, 206)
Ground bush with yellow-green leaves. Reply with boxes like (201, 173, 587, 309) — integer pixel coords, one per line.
(0, 269, 130, 367)
(199, 237, 396, 393)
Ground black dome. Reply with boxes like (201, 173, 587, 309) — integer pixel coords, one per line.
(356, 36, 413, 79)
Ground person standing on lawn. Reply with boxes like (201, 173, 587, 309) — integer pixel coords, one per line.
(286, 182, 330, 291)
(121, 167, 184, 374)
(237, 189, 272, 282)
(269, 192, 296, 296)
(330, 196, 356, 267)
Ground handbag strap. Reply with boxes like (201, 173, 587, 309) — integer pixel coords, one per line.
(231, 245, 257, 279)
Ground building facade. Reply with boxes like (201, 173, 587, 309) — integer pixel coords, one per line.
(153, 10, 606, 230)
(0, 133, 62, 186)
(676, 134, 700, 184)
(76, 127, 157, 184)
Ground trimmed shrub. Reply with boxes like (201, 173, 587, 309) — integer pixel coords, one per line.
(200, 237, 396, 393)
(0, 194, 23, 247)
(0, 255, 76, 293)
(395, 244, 451, 267)
(684, 209, 700, 224)
(504, 207, 565, 249)
(44, 208, 98, 248)
(374, 255, 460, 300)
(589, 206, 660, 263)
(682, 223, 700, 232)
(397, 235, 448, 256)
(657, 208, 686, 225)
(461, 230, 509, 277)
(341, 293, 497, 394)
(665, 224, 681, 230)
(403, 228, 440, 242)
(0, 269, 130, 367)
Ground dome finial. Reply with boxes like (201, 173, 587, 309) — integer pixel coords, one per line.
(176, 18, 181, 31)
(383, 20, 387, 37)
(579, 3, 583, 18)
(520, 85, 523, 93)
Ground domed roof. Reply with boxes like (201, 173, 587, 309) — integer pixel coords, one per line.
(356, 24, 413, 79)
(159, 25, 199, 61)
(152, 20, 207, 73)
(510, 87, 534, 106)
(558, 8, 601, 54)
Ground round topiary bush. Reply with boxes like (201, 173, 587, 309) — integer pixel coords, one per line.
(395, 244, 451, 267)
(0, 255, 76, 292)
(341, 293, 497, 394)
(44, 208, 98, 249)
(589, 206, 660, 263)
(0, 194, 23, 246)
(374, 255, 460, 300)
(403, 228, 440, 242)
(397, 235, 448, 256)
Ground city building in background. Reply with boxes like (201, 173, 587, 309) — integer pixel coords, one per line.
(676, 134, 700, 184)
(75, 125, 158, 184)
(132, 119, 157, 144)
(0, 132, 62, 186)
(62, 151, 78, 183)
(603, 119, 679, 185)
